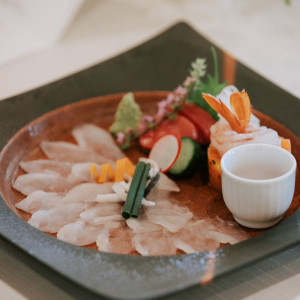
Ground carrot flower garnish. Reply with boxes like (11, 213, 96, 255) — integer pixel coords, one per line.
(202, 91, 251, 133)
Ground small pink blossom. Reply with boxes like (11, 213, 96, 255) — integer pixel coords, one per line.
(183, 76, 196, 87)
(116, 132, 126, 145)
(166, 93, 176, 105)
(138, 115, 155, 132)
(174, 85, 187, 97)
(155, 106, 167, 122)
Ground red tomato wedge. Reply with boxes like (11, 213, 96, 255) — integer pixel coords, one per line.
(139, 115, 199, 150)
(149, 134, 181, 173)
(179, 103, 216, 145)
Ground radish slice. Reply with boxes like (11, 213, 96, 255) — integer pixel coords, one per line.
(149, 134, 181, 173)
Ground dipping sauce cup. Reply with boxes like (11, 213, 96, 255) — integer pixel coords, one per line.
(221, 144, 297, 229)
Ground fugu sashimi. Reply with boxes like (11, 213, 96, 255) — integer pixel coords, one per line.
(80, 203, 122, 223)
(13, 173, 74, 196)
(108, 227, 135, 255)
(57, 220, 103, 246)
(28, 203, 91, 233)
(87, 214, 123, 226)
(20, 160, 72, 177)
(173, 239, 197, 254)
(96, 229, 110, 252)
(157, 173, 180, 192)
(72, 124, 125, 160)
(133, 231, 177, 256)
(145, 200, 193, 233)
(15, 190, 64, 213)
(71, 162, 101, 182)
(126, 216, 162, 233)
(40, 141, 113, 164)
(62, 182, 114, 203)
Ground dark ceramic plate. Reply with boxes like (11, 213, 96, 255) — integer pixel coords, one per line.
(0, 23, 299, 300)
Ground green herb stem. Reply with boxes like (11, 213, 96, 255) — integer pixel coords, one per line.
(144, 173, 160, 197)
(122, 162, 146, 219)
(131, 163, 150, 218)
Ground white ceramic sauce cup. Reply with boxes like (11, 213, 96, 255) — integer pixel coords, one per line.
(221, 144, 297, 229)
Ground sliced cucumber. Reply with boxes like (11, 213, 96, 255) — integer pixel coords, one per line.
(169, 137, 201, 177)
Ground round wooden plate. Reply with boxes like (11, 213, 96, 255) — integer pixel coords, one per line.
(0, 91, 299, 247)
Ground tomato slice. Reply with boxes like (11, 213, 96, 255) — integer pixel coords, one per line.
(179, 103, 216, 145)
(139, 115, 199, 150)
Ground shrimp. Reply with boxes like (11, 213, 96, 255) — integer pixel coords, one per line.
(202, 89, 281, 157)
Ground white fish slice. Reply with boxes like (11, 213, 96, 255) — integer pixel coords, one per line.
(57, 219, 104, 246)
(20, 160, 72, 177)
(80, 203, 122, 223)
(15, 190, 64, 213)
(126, 217, 162, 233)
(86, 214, 123, 226)
(96, 222, 125, 252)
(157, 173, 180, 192)
(107, 227, 135, 255)
(62, 182, 114, 203)
(40, 141, 112, 164)
(173, 239, 196, 254)
(133, 231, 177, 256)
(72, 124, 124, 160)
(96, 229, 110, 252)
(13, 173, 74, 196)
(28, 203, 91, 233)
(145, 200, 193, 233)
(71, 162, 101, 182)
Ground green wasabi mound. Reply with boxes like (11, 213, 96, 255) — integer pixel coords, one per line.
(109, 92, 142, 136)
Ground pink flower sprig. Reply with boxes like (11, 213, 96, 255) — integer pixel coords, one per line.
(115, 85, 189, 149)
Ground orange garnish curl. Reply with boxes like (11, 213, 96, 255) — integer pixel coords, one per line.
(90, 158, 135, 184)
(202, 91, 251, 133)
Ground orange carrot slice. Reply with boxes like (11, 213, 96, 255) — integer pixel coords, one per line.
(114, 158, 135, 182)
(89, 164, 100, 182)
(98, 164, 115, 183)
(281, 138, 291, 153)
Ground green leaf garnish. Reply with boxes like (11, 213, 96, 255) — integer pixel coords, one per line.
(186, 47, 227, 120)
(109, 92, 142, 136)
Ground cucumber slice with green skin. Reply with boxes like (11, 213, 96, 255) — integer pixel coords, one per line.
(169, 137, 201, 177)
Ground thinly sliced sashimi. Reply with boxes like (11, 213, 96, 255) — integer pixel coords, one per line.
(203, 217, 249, 243)
(126, 216, 162, 233)
(40, 141, 113, 164)
(96, 225, 133, 254)
(62, 182, 114, 203)
(80, 203, 122, 224)
(133, 231, 177, 256)
(20, 160, 72, 177)
(173, 239, 197, 254)
(176, 220, 221, 252)
(86, 214, 123, 226)
(13, 173, 74, 196)
(72, 124, 125, 160)
(145, 200, 193, 233)
(71, 162, 101, 182)
(28, 203, 91, 233)
(15, 190, 64, 213)
(157, 173, 180, 192)
(108, 227, 135, 255)
(57, 220, 104, 246)
(176, 218, 249, 253)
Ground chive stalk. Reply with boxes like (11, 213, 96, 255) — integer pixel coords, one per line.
(144, 173, 160, 197)
(131, 163, 150, 218)
(122, 162, 146, 219)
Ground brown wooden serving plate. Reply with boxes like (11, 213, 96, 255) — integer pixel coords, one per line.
(1, 91, 299, 248)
